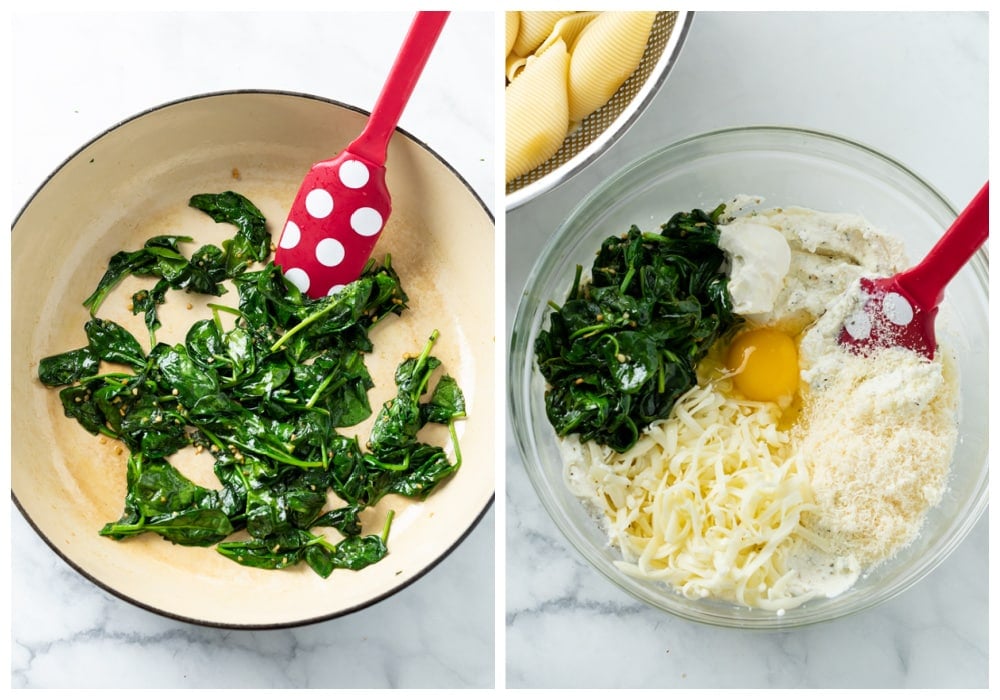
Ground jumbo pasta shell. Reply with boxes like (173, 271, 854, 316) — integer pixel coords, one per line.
(505, 11, 520, 58)
(567, 11, 656, 123)
(534, 11, 599, 57)
(505, 38, 570, 182)
(506, 52, 528, 83)
(511, 11, 575, 58)
(510, 13, 596, 83)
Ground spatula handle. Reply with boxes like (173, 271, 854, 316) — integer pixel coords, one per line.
(347, 11, 449, 165)
(897, 181, 989, 310)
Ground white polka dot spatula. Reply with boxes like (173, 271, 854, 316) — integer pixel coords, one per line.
(275, 11, 449, 298)
(838, 181, 988, 359)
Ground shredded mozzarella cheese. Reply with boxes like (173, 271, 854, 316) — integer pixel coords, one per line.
(562, 376, 855, 610)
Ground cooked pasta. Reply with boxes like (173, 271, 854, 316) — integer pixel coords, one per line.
(507, 12, 597, 83)
(567, 12, 656, 123)
(504, 11, 657, 182)
(532, 12, 599, 71)
(505, 37, 570, 182)
(511, 11, 575, 57)
(505, 11, 520, 58)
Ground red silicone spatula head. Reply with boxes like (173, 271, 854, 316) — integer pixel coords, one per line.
(838, 182, 989, 358)
(274, 11, 449, 298)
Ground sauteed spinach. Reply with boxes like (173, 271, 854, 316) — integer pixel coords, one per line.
(534, 205, 738, 453)
(38, 192, 465, 577)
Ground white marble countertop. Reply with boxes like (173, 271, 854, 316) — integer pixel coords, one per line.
(10, 9, 494, 689)
(505, 11, 988, 689)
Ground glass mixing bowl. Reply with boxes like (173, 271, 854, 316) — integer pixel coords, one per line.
(508, 126, 988, 628)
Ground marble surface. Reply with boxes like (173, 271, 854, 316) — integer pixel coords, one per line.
(505, 11, 989, 689)
(10, 10, 494, 689)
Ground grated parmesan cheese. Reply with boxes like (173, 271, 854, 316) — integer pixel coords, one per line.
(796, 289, 961, 567)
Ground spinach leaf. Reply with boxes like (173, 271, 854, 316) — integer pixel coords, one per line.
(38, 346, 100, 387)
(58, 381, 111, 436)
(152, 342, 221, 411)
(131, 278, 171, 342)
(535, 206, 740, 452)
(85, 318, 146, 370)
(188, 191, 270, 275)
(421, 374, 467, 425)
(309, 503, 364, 536)
(100, 452, 232, 546)
(185, 244, 229, 296)
(368, 331, 442, 453)
(116, 394, 188, 458)
(216, 534, 308, 570)
(309, 532, 389, 575)
(216, 511, 392, 578)
(291, 348, 373, 426)
(220, 511, 393, 578)
(100, 509, 234, 547)
(370, 441, 462, 499)
(82, 235, 193, 316)
(363, 331, 466, 501)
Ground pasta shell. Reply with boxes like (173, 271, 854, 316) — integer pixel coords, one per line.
(509, 13, 596, 83)
(534, 11, 599, 57)
(506, 52, 528, 83)
(512, 11, 576, 57)
(567, 11, 656, 123)
(505, 12, 520, 58)
(505, 38, 570, 182)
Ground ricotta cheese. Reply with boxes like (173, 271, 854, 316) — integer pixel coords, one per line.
(721, 203, 908, 327)
(717, 220, 791, 317)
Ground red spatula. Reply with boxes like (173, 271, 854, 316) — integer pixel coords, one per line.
(274, 11, 449, 298)
(838, 182, 988, 359)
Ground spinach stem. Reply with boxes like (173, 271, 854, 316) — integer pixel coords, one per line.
(380, 510, 395, 543)
(569, 323, 612, 341)
(568, 264, 583, 302)
(366, 452, 412, 472)
(448, 419, 463, 470)
(269, 291, 349, 352)
(305, 370, 339, 410)
(76, 371, 135, 385)
(195, 424, 226, 451)
(208, 303, 242, 316)
(225, 436, 325, 469)
(414, 330, 440, 397)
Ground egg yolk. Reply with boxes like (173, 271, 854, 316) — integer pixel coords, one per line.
(725, 327, 799, 403)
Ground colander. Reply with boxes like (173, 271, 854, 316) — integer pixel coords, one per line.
(505, 10, 693, 210)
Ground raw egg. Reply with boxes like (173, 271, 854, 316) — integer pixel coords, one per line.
(725, 327, 799, 404)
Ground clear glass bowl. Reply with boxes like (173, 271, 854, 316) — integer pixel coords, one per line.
(508, 126, 988, 629)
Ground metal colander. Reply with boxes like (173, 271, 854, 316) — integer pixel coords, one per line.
(506, 11, 693, 210)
